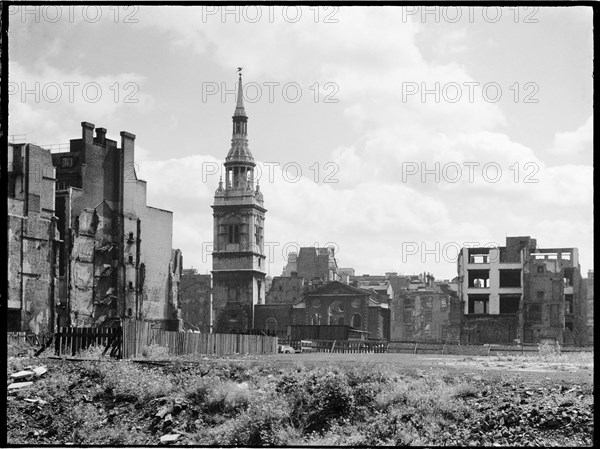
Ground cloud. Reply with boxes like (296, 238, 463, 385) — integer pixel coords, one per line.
(544, 115, 593, 166)
(8, 60, 154, 137)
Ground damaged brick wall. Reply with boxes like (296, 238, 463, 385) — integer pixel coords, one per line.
(7, 143, 59, 333)
(390, 285, 459, 342)
(52, 123, 182, 328)
(180, 271, 212, 332)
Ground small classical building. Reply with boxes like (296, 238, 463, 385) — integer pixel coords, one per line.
(255, 281, 390, 340)
(52, 122, 182, 329)
(7, 143, 60, 333)
(211, 74, 267, 333)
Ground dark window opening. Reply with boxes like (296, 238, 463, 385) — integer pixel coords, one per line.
(228, 225, 239, 244)
(499, 294, 520, 314)
(128, 281, 134, 291)
(128, 255, 134, 264)
(468, 269, 490, 288)
(565, 294, 573, 314)
(61, 157, 74, 168)
(352, 313, 362, 328)
(564, 268, 574, 287)
(468, 294, 489, 314)
(265, 317, 277, 333)
(127, 308, 133, 317)
(127, 232, 134, 243)
(7, 310, 22, 332)
(499, 269, 521, 288)
(527, 303, 542, 322)
(549, 304, 560, 326)
(537, 265, 544, 273)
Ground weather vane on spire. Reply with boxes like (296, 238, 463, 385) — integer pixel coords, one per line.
(237, 67, 243, 76)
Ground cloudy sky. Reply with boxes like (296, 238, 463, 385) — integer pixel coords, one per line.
(8, 5, 593, 280)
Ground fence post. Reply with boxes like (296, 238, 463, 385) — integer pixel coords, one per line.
(414, 342, 418, 355)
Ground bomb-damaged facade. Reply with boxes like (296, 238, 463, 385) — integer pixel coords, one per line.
(6, 123, 183, 333)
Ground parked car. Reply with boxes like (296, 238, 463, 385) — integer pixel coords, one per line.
(278, 344, 297, 354)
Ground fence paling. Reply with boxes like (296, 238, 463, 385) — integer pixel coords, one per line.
(119, 320, 277, 358)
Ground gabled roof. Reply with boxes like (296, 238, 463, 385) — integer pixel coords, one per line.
(303, 280, 373, 297)
(298, 281, 388, 308)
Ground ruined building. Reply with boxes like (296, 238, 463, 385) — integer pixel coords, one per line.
(212, 74, 267, 333)
(180, 268, 212, 332)
(282, 247, 340, 282)
(7, 143, 60, 333)
(457, 236, 587, 345)
(52, 122, 182, 329)
(389, 275, 461, 342)
(583, 270, 593, 345)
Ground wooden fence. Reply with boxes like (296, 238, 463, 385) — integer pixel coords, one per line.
(54, 326, 121, 357)
(279, 339, 388, 353)
(121, 320, 278, 358)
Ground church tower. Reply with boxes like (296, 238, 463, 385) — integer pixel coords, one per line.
(211, 72, 266, 333)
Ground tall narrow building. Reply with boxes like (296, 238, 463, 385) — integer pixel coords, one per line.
(211, 73, 266, 333)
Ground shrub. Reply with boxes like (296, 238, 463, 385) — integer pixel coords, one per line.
(538, 342, 561, 358)
(194, 397, 292, 446)
(141, 344, 170, 359)
(100, 362, 175, 402)
(277, 368, 356, 434)
(77, 345, 107, 359)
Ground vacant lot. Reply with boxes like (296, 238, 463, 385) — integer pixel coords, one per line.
(6, 349, 594, 446)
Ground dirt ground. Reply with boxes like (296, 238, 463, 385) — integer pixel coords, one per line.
(6, 352, 594, 446)
(248, 352, 594, 385)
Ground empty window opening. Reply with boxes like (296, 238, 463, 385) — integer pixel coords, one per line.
(468, 248, 490, 264)
(468, 270, 490, 288)
(352, 313, 362, 328)
(537, 265, 544, 273)
(565, 294, 573, 314)
(499, 294, 520, 314)
(468, 294, 489, 314)
(564, 268, 574, 287)
(499, 269, 521, 288)
(128, 255, 134, 264)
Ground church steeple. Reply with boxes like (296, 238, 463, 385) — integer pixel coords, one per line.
(224, 71, 255, 191)
(211, 68, 267, 334)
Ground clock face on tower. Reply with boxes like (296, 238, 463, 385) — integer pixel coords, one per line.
(312, 299, 321, 308)
(352, 298, 361, 308)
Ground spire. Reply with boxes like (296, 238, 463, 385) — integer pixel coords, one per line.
(234, 70, 246, 117)
(226, 69, 254, 166)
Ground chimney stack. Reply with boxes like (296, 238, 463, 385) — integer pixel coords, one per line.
(95, 127, 107, 145)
